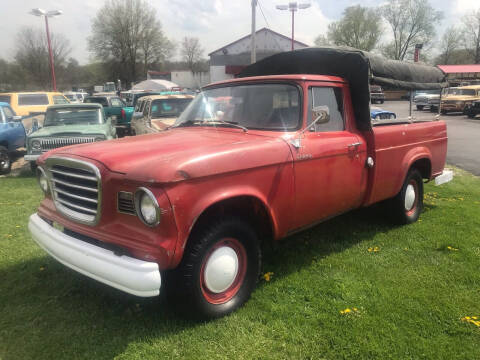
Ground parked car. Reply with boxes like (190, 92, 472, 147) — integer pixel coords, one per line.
(0, 92, 70, 116)
(119, 91, 179, 135)
(370, 85, 385, 104)
(130, 94, 194, 135)
(24, 103, 117, 171)
(28, 48, 451, 319)
(413, 90, 441, 111)
(0, 102, 26, 174)
(64, 92, 88, 103)
(84, 95, 126, 136)
(370, 107, 396, 121)
(440, 86, 480, 114)
(464, 100, 480, 119)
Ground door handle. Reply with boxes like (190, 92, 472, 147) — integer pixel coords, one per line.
(348, 142, 362, 148)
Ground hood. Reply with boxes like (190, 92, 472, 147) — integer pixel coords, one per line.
(45, 127, 293, 183)
(416, 94, 439, 99)
(29, 124, 109, 138)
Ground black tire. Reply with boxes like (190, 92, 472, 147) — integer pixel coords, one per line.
(30, 161, 38, 172)
(380, 100, 384, 104)
(416, 105, 424, 110)
(441, 110, 447, 115)
(430, 106, 438, 113)
(168, 217, 261, 319)
(467, 113, 475, 119)
(0, 146, 11, 175)
(388, 169, 423, 225)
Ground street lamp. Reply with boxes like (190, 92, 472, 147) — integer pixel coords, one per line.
(29, 8, 63, 91)
(276, 2, 311, 51)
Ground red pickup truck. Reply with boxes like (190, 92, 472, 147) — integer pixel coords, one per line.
(28, 48, 451, 318)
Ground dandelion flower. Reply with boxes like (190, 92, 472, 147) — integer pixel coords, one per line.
(263, 272, 274, 282)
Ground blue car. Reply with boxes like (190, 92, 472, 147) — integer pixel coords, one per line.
(371, 107, 396, 121)
(0, 102, 26, 174)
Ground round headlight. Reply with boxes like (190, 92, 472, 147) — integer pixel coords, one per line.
(94, 136, 105, 142)
(31, 139, 41, 151)
(36, 167, 49, 194)
(135, 188, 160, 227)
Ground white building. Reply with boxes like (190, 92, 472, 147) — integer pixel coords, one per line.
(209, 27, 309, 83)
(171, 71, 210, 90)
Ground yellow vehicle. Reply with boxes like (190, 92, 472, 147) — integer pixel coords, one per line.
(0, 92, 69, 116)
(440, 85, 480, 114)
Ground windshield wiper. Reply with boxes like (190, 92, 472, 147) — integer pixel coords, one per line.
(173, 119, 248, 132)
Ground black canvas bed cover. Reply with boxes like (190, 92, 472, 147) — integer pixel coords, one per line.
(238, 47, 447, 130)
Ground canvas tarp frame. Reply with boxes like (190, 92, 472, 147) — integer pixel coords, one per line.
(237, 47, 447, 130)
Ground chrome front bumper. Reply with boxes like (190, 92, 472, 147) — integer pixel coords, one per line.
(24, 154, 40, 161)
(28, 213, 161, 297)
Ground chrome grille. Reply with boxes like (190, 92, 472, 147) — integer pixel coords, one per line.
(40, 137, 96, 151)
(118, 192, 135, 215)
(46, 157, 101, 225)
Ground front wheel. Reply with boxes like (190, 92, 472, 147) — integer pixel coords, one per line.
(388, 169, 423, 224)
(0, 146, 11, 175)
(416, 105, 424, 110)
(169, 218, 261, 319)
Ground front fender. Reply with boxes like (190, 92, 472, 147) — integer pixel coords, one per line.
(165, 161, 295, 268)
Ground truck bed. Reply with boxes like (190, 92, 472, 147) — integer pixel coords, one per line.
(364, 120, 448, 206)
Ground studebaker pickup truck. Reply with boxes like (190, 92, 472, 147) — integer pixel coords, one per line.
(28, 48, 451, 319)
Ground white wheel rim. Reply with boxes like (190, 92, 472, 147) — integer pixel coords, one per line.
(204, 246, 239, 294)
(405, 184, 416, 211)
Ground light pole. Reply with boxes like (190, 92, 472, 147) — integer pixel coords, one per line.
(276, 2, 310, 51)
(30, 8, 63, 91)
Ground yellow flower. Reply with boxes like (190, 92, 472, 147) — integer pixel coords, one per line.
(263, 272, 274, 282)
(447, 246, 459, 251)
(15, 225, 20, 228)
(39, 267, 45, 271)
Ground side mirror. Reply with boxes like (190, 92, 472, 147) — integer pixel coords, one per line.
(309, 106, 330, 131)
(132, 112, 143, 120)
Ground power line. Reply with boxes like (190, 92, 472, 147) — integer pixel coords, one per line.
(257, 0, 270, 28)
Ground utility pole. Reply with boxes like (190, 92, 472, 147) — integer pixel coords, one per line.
(276, 2, 311, 51)
(30, 8, 63, 91)
(251, 0, 257, 64)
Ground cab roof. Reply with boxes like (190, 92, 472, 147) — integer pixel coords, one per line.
(47, 103, 102, 109)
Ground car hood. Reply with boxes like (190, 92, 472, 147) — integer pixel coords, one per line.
(42, 127, 293, 184)
(29, 124, 109, 138)
(416, 94, 439, 99)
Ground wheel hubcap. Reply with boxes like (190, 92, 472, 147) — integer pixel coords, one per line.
(204, 246, 239, 293)
(200, 238, 247, 304)
(405, 183, 416, 211)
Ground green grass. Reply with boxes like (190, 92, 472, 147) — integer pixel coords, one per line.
(1, 168, 480, 359)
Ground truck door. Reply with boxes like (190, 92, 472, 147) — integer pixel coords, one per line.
(291, 84, 368, 230)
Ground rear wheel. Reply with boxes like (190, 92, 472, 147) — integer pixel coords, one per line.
(388, 169, 423, 224)
(416, 105, 424, 110)
(0, 146, 11, 175)
(169, 218, 261, 319)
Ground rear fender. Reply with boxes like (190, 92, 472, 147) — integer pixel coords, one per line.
(395, 147, 432, 195)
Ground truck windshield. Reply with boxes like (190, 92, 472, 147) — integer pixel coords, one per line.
(151, 98, 192, 118)
(175, 84, 300, 131)
(44, 108, 103, 126)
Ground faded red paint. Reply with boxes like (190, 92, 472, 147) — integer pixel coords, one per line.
(36, 74, 448, 270)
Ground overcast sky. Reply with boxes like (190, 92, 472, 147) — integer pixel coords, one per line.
(0, 0, 479, 64)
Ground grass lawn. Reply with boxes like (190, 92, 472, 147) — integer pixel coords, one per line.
(1, 168, 480, 360)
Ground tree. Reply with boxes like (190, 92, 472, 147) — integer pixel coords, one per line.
(462, 9, 480, 64)
(88, 0, 173, 86)
(381, 0, 443, 60)
(14, 27, 71, 89)
(436, 27, 462, 65)
(180, 37, 204, 73)
(322, 5, 382, 51)
(314, 34, 330, 47)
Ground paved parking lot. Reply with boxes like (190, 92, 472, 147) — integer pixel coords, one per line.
(382, 101, 480, 176)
